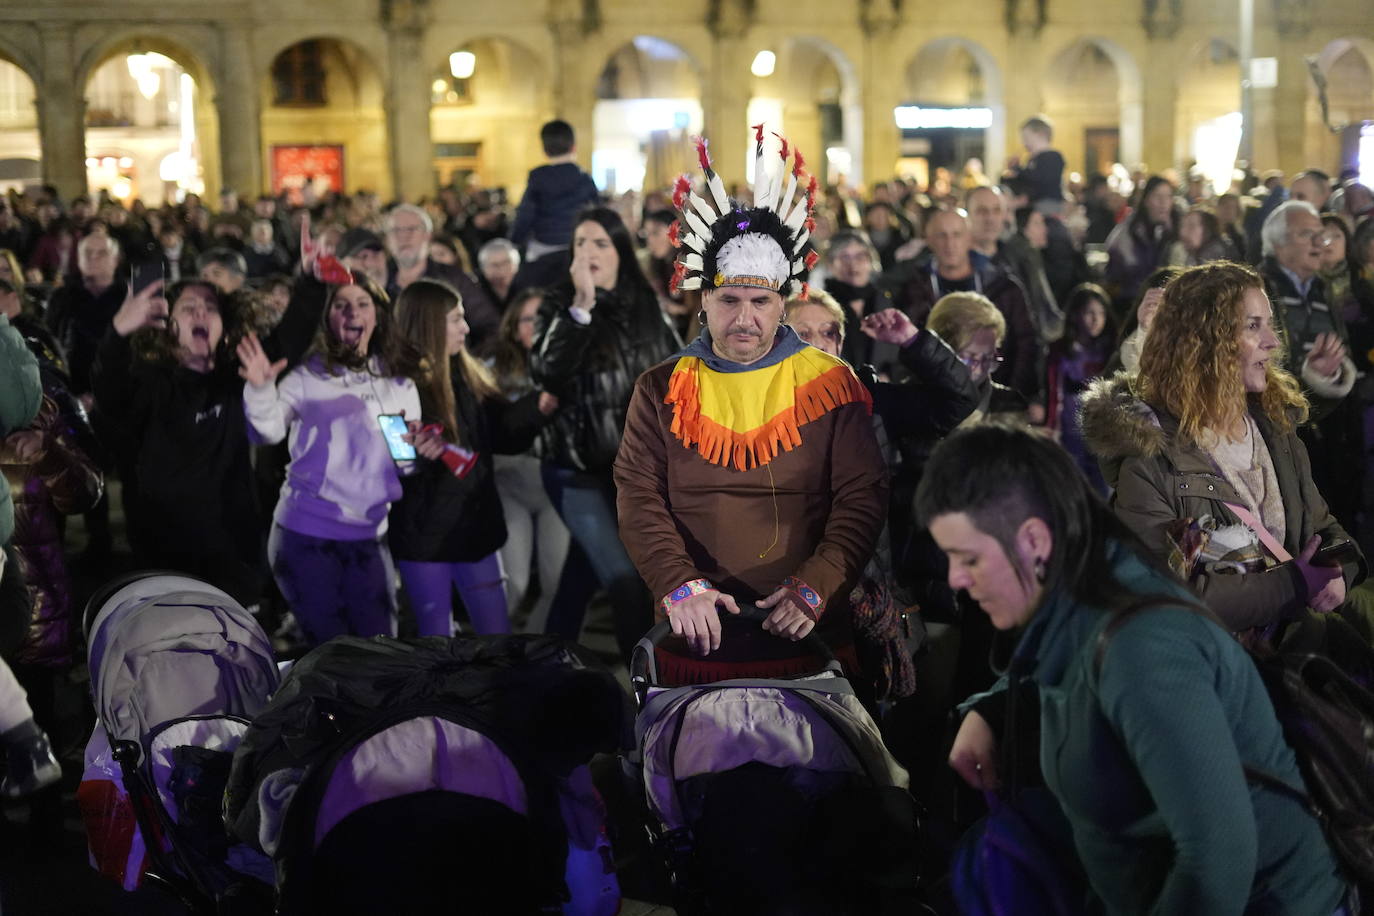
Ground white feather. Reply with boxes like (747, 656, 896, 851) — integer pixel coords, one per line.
(708, 174, 729, 214)
(685, 210, 712, 240)
(689, 193, 717, 224)
(778, 172, 798, 219)
(714, 232, 790, 289)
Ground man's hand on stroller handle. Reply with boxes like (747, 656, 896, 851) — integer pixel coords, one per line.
(758, 588, 817, 642)
(669, 590, 741, 655)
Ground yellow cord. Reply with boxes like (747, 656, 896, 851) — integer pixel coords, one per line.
(758, 463, 780, 559)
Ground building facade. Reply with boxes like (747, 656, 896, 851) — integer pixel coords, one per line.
(2, 0, 1371, 204)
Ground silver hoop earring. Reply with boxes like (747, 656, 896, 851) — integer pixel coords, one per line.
(1033, 558, 1047, 584)
(698, 309, 707, 324)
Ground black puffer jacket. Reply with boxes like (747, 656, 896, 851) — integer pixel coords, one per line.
(389, 360, 547, 563)
(531, 282, 679, 473)
(91, 331, 261, 605)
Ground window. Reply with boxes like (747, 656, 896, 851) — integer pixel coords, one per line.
(272, 41, 326, 107)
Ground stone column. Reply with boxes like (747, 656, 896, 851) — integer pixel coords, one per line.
(703, 32, 751, 189)
(35, 24, 87, 200)
(216, 26, 263, 197)
(1140, 42, 1176, 173)
(383, 10, 434, 201)
(550, 20, 595, 172)
(859, 3, 901, 187)
(1272, 49, 1309, 174)
(1002, 32, 1041, 171)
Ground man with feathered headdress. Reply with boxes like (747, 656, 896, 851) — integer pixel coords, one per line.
(614, 128, 887, 673)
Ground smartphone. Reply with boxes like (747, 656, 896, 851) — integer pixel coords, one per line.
(129, 260, 164, 295)
(1314, 538, 1359, 567)
(376, 414, 416, 461)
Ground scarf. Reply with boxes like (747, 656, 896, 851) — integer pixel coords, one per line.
(665, 326, 871, 471)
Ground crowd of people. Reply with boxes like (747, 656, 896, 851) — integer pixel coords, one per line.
(0, 112, 1371, 911)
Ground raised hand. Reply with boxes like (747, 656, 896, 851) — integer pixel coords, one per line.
(570, 251, 596, 310)
(1137, 286, 1165, 333)
(1304, 332, 1347, 380)
(236, 333, 287, 387)
(112, 279, 168, 337)
(298, 211, 318, 275)
(860, 308, 919, 346)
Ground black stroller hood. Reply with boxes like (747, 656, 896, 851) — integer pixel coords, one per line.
(225, 634, 632, 911)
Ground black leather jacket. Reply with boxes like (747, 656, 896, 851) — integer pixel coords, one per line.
(531, 282, 680, 473)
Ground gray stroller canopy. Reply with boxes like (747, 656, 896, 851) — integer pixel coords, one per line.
(86, 574, 279, 747)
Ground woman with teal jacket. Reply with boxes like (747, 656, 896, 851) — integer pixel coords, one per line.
(917, 425, 1349, 915)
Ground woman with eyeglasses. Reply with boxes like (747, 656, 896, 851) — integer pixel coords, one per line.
(926, 291, 1028, 427)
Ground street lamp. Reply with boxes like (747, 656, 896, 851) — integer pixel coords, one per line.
(449, 51, 476, 80)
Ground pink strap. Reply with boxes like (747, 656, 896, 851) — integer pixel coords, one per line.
(1223, 502, 1292, 563)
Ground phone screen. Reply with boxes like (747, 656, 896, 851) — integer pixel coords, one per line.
(130, 260, 164, 295)
(376, 414, 416, 461)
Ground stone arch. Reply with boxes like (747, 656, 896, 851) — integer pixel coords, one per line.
(591, 36, 705, 193)
(78, 34, 221, 205)
(751, 35, 864, 184)
(429, 35, 554, 195)
(260, 37, 390, 196)
(1042, 36, 1143, 175)
(902, 37, 1007, 184)
(0, 36, 40, 89)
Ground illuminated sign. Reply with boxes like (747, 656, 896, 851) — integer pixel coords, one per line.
(893, 106, 994, 130)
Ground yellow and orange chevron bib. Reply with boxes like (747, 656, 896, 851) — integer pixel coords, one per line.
(663, 347, 872, 471)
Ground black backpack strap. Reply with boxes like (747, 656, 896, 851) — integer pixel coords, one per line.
(1092, 595, 1206, 679)
(1241, 764, 1319, 815)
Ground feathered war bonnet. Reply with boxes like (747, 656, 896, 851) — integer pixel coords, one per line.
(668, 125, 820, 298)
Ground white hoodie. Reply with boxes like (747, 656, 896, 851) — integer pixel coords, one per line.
(244, 357, 421, 540)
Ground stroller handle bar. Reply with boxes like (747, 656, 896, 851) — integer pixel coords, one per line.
(629, 600, 838, 702)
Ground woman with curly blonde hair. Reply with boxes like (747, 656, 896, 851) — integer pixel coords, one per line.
(1081, 261, 1364, 631)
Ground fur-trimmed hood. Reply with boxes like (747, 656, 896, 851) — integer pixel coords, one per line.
(1079, 372, 1167, 465)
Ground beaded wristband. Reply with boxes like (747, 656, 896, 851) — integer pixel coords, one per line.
(661, 578, 714, 615)
(780, 575, 823, 616)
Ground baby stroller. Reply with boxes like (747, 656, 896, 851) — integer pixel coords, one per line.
(628, 605, 921, 915)
(224, 633, 633, 916)
(80, 571, 280, 914)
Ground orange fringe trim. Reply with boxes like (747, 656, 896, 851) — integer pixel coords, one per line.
(665, 362, 873, 471)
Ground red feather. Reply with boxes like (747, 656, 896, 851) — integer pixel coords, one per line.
(804, 250, 819, 270)
(800, 281, 811, 299)
(672, 175, 692, 209)
(752, 122, 765, 143)
(804, 215, 817, 233)
(668, 220, 682, 249)
(792, 149, 807, 178)
(773, 133, 790, 161)
(694, 136, 712, 172)
(805, 174, 818, 196)
(669, 258, 689, 295)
